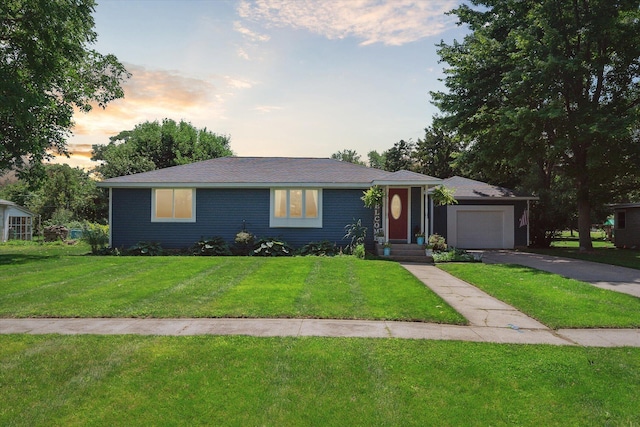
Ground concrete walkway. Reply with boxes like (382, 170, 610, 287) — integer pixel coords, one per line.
(1, 263, 638, 347)
(481, 251, 640, 298)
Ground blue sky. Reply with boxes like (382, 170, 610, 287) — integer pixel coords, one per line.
(65, 0, 467, 168)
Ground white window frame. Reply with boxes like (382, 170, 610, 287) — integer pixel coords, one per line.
(151, 188, 196, 222)
(270, 188, 322, 228)
(8, 216, 32, 241)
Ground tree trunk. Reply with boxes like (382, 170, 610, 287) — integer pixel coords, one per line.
(576, 182, 593, 251)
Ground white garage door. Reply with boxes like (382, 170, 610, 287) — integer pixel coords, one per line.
(447, 206, 514, 249)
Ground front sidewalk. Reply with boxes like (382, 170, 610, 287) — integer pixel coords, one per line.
(2, 316, 639, 346)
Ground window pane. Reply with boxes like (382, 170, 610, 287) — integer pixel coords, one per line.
(174, 189, 193, 219)
(305, 190, 318, 218)
(290, 189, 302, 218)
(391, 194, 402, 220)
(275, 190, 287, 218)
(156, 189, 174, 218)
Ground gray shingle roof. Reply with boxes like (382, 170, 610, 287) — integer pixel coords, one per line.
(442, 176, 536, 199)
(98, 157, 442, 188)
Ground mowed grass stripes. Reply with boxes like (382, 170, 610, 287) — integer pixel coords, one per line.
(1, 335, 639, 426)
(0, 252, 465, 324)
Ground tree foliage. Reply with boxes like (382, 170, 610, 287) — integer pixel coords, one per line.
(92, 119, 233, 179)
(432, 0, 640, 249)
(0, 163, 106, 223)
(330, 149, 365, 165)
(0, 0, 129, 176)
(367, 150, 386, 170)
(414, 122, 462, 178)
(384, 139, 415, 172)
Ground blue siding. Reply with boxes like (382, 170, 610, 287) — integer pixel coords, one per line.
(111, 188, 374, 249)
(433, 205, 448, 238)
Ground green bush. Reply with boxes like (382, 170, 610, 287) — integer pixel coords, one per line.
(96, 247, 120, 256)
(344, 218, 367, 250)
(127, 241, 164, 256)
(253, 238, 292, 257)
(192, 237, 232, 256)
(233, 230, 255, 256)
(81, 222, 109, 254)
(352, 243, 366, 259)
(433, 248, 479, 263)
(48, 208, 74, 226)
(299, 240, 338, 256)
(428, 233, 447, 252)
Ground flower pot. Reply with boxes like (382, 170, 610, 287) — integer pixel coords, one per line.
(416, 236, 425, 245)
(377, 237, 385, 245)
(383, 247, 391, 256)
(425, 249, 433, 257)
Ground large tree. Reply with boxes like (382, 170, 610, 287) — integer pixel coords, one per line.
(432, 0, 640, 250)
(367, 150, 386, 170)
(0, 0, 129, 176)
(384, 139, 415, 172)
(92, 119, 233, 179)
(330, 149, 365, 165)
(414, 122, 462, 178)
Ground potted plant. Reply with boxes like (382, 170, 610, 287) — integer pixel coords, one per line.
(415, 231, 425, 246)
(382, 242, 392, 256)
(375, 229, 385, 244)
(425, 244, 434, 257)
(361, 185, 385, 208)
(431, 185, 458, 206)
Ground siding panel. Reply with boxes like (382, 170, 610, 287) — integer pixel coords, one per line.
(111, 188, 374, 249)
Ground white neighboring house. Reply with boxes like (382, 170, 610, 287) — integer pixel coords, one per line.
(0, 199, 34, 242)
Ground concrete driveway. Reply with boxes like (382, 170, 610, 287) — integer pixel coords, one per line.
(480, 251, 640, 298)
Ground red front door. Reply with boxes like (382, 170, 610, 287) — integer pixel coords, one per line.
(388, 188, 408, 241)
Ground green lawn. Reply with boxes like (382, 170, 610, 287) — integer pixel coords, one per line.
(528, 246, 640, 270)
(0, 243, 465, 324)
(526, 230, 640, 270)
(439, 263, 640, 329)
(1, 335, 639, 426)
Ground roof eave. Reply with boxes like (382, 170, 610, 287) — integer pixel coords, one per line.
(453, 196, 539, 201)
(372, 179, 442, 186)
(97, 181, 377, 189)
(611, 203, 640, 209)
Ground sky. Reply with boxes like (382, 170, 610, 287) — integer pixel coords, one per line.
(61, 0, 468, 169)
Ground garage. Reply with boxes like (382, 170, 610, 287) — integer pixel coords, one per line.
(432, 176, 536, 249)
(447, 205, 514, 249)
